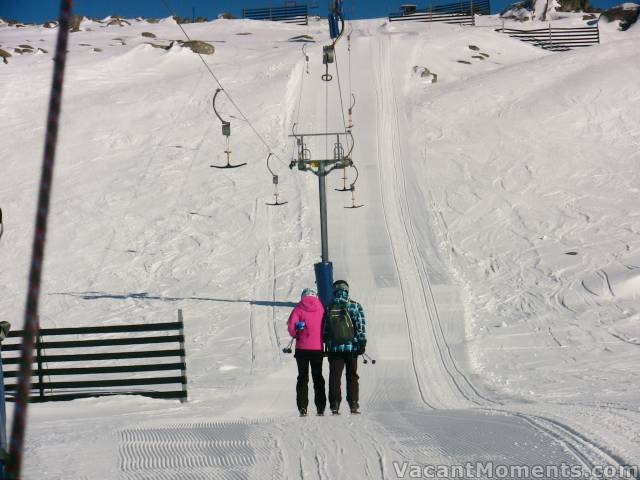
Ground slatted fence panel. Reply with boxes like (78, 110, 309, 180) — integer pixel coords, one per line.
(431, 0, 490, 15)
(1, 311, 187, 402)
(389, 0, 490, 25)
(498, 26, 600, 51)
(243, 4, 309, 26)
(389, 11, 475, 24)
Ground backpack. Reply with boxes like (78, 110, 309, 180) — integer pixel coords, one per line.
(326, 302, 355, 344)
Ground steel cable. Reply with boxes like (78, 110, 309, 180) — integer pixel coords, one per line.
(333, 48, 349, 133)
(160, 0, 288, 167)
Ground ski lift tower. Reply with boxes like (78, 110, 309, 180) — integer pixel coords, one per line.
(289, 129, 354, 306)
(287, 0, 349, 306)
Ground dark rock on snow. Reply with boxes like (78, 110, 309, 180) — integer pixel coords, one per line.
(180, 40, 215, 55)
(0, 48, 11, 64)
(601, 3, 640, 30)
(69, 14, 83, 32)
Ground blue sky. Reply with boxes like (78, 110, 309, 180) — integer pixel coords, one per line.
(0, 0, 621, 24)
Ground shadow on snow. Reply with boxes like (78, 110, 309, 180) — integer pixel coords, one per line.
(49, 291, 297, 308)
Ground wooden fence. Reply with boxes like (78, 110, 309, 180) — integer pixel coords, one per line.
(389, 0, 491, 25)
(497, 25, 600, 51)
(2, 310, 187, 402)
(243, 4, 309, 26)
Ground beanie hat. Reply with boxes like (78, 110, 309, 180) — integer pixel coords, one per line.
(301, 288, 318, 299)
(333, 280, 349, 292)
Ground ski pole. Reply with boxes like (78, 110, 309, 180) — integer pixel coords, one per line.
(282, 337, 294, 354)
(363, 353, 376, 365)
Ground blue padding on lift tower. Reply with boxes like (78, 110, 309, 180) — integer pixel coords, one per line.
(329, 1, 342, 39)
(314, 262, 334, 307)
(329, 14, 340, 39)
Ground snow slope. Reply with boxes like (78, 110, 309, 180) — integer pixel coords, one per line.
(1, 14, 639, 479)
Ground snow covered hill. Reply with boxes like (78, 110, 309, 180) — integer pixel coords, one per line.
(1, 13, 639, 479)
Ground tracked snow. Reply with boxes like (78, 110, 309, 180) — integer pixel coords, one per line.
(1, 13, 639, 480)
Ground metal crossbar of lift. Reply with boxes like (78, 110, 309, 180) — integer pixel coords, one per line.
(288, 130, 362, 209)
(288, 131, 354, 176)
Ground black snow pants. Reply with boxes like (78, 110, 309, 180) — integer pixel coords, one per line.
(328, 352, 359, 409)
(294, 350, 326, 413)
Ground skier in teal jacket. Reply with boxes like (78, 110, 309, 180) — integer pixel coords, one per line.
(323, 279, 366, 414)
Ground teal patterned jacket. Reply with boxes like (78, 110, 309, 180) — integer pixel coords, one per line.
(323, 289, 366, 353)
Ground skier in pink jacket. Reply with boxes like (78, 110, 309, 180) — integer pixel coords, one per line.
(288, 288, 326, 416)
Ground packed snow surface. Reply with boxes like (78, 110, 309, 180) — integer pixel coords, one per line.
(1, 13, 639, 479)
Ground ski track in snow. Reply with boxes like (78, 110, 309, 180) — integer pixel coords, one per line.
(1, 14, 639, 480)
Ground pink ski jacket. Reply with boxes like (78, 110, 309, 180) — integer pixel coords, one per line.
(287, 295, 325, 351)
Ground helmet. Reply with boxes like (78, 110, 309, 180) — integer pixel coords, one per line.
(301, 288, 317, 299)
(333, 280, 349, 292)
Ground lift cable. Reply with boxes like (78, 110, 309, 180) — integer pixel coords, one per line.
(347, 23, 355, 129)
(288, 47, 308, 169)
(160, 0, 288, 167)
(330, 37, 353, 190)
(332, 48, 349, 134)
(289, 0, 361, 206)
(348, 23, 353, 101)
(268, 46, 308, 205)
(296, 45, 308, 128)
(325, 70, 330, 158)
(323, 3, 348, 151)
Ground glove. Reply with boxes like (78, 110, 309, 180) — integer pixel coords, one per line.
(295, 321, 306, 332)
(357, 340, 367, 356)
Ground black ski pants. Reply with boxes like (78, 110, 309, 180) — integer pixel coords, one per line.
(294, 350, 326, 413)
(328, 352, 359, 409)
